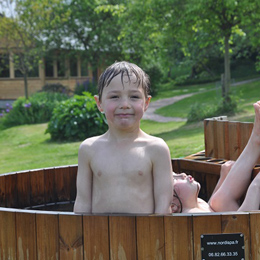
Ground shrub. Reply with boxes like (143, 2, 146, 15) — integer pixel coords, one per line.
(74, 79, 97, 96)
(46, 92, 107, 141)
(187, 103, 216, 123)
(215, 96, 238, 116)
(187, 96, 238, 123)
(144, 64, 163, 97)
(41, 83, 71, 95)
(1, 92, 69, 128)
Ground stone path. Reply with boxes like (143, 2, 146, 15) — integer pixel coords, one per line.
(143, 93, 194, 122)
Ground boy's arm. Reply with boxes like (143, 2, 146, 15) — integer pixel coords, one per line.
(151, 139, 173, 214)
(73, 142, 93, 213)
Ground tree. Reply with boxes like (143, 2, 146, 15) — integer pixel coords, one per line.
(0, 0, 69, 99)
(118, 0, 260, 106)
(183, 0, 260, 104)
(0, 3, 43, 99)
(17, 0, 124, 83)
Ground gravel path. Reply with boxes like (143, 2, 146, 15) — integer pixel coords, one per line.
(143, 93, 194, 122)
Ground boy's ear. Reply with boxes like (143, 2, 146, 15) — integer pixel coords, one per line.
(144, 95, 152, 111)
(94, 95, 103, 112)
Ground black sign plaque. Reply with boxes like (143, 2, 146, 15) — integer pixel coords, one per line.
(201, 233, 245, 260)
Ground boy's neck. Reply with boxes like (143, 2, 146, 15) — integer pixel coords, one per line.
(106, 128, 144, 142)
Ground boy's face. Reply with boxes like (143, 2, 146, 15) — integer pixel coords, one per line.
(95, 73, 151, 129)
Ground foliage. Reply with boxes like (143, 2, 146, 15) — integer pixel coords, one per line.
(46, 92, 107, 141)
(1, 92, 69, 128)
(74, 79, 97, 96)
(41, 83, 71, 95)
(187, 95, 238, 123)
(0, 14, 42, 99)
(187, 103, 216, 123)
(17, 0, 124, 82)
(113, 0, 260, 103)
(215, 96, 238, 116)
(143, 64, 163, 97)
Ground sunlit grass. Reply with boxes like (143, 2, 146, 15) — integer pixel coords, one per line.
(0, 123, 80, 174)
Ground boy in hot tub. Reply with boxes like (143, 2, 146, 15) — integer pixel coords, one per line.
(74, 61, 173, 214)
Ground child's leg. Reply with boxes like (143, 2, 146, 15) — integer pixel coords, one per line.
(208, 160, 235, 201)
(209, 101, 260, 212)
(238, 171, 260, 211)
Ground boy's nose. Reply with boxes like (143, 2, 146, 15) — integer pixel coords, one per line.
(120, 98, 130, 109)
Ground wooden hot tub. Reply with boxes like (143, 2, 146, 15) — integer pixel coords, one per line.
(0, 118, 260, 259)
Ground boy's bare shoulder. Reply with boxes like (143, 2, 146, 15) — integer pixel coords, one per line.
(142, 131, 168, 145)
(79, 134, 107, 152)
(141, 132, 169, 152)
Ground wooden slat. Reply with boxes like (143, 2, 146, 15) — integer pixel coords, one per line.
(69, 165, 77, 201)
(16, 211, 37, 260)
(193, 214, 222, 259)
(223, 121, 230, 159)
(5, 173, 18, 207)
(240, 122, 253, 151)
(44, 168, 57, 204)
(228, 122, 240, 160)
(59, 213, 83, 260)
(221, 213, 250, 259)
(178, 159, 222, 176)
(136, 216, 165, 259)
(192, 172, 208, 201)
(0, 174, 6, 207)
(17, 171, 30, 208)
(164, 215, 193, 259)
(0, 209, 17, 259)
(109, 216, 137, 260)
(204, 119, 215, 157)
(171, 159, 180, 173)
(249, 212, 260, 260)
(216, 120, 226, 159)
(30, 169, 45, 206)
(55, 167, 71, 202)
(83, 215, 109, 260)
(205, 174, 220, 200)
(36, 212, 59, 260)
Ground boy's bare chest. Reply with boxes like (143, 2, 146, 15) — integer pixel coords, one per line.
(90, 145, 152, 177)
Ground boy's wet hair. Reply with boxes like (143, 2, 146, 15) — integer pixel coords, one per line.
(97, 61, 151, 100)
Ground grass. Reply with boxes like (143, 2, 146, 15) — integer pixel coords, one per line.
(0, 78, 259, 174)
(0, 124, 80, 174)
(156, 79, 260, 118)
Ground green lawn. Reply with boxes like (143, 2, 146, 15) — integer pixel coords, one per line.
(0, 79, 259, 174)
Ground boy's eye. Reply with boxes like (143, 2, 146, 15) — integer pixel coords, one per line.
(110, 95, 119, 99)
(131, 95, 140, 99)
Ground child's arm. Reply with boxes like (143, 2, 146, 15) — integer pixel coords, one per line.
(151, 139, 173, 214)
(73, 142, 93, 213)
(210, 101, 260, 212)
